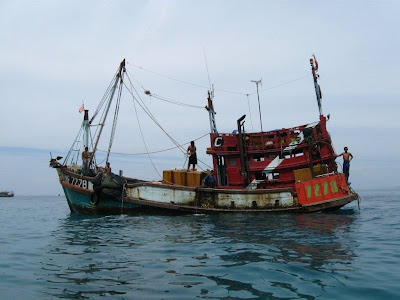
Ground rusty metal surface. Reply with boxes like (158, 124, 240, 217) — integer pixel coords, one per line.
(126, 183, 295, 209)
(124, 192, 357, 214)
(55, 166, 358, 215)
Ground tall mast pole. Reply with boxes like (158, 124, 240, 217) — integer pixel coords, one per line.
(206, 87, 218, 133)
(251, 79, 263, 133)
(83, 109, 89, 148)
(90, 59, 126, 165)
(310, 55, 323, 116)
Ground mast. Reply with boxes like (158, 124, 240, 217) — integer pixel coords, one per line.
(237, 115, 249, 185)
(90, 59, 126, 165)
(206, 88, 218, 133)
(83, 109, 89, 148)
(310, 55, 323, 116)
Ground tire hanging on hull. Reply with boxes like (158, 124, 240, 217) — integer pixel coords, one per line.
(90, 192, 100, 205)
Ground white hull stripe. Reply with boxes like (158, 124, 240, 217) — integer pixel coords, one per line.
(245, 123, 317, 190)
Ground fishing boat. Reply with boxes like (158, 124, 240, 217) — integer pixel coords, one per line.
(50, 58, 358, 214)
(0, 191, 14, 197)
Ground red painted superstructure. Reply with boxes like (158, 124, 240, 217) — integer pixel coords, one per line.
(207, 115, 338, 190)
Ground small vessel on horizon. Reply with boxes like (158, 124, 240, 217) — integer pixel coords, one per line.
(50, 57, 358, 215)
(0, 191, 14, 197)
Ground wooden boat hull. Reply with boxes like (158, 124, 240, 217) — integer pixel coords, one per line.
(58, 169, 141, 215)
(124, 182, 358, 214)
(56, 167, 358, 215)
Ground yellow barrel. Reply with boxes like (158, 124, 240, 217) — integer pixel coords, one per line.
(186, 170, 202, 187)
(173, 170, 186, 186)
(162, 170, 173, 185)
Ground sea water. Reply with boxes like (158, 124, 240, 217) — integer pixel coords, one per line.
(0, 190, 399, 299)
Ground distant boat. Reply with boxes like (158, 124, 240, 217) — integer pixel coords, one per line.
(0, 191, 14, 197)
(50, 58, 358, 215)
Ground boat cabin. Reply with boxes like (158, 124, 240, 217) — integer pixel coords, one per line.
(207, 115, 337, 190)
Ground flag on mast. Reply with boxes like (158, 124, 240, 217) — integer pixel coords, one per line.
(79, 104, 84, 113)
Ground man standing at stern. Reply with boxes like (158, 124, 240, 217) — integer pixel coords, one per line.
(336, 147, 353, 182)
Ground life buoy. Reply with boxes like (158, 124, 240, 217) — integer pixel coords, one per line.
(90, 192, 100, 205)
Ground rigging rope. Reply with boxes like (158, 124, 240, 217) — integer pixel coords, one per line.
(128, 79, 163, 179)
(126, 70, 205, 109)
(125, 73, 213, 170)
(124, 74, 187, 155)
(127, 62, 210, 90)
(128, 62, 311, 97)
(246, 94, 255, 132)
(106, 75, 124, 163)
(97, 133, 209, 156)
(148, 93, 205, 109)
(253, 74, 311, 95)
(90, 69, 120, 123)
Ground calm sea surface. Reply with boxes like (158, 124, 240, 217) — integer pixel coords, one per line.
(0, 190, 399, 299)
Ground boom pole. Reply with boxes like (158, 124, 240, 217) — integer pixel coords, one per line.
(90, 59, 126, 165)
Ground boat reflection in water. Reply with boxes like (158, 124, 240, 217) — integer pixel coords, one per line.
(40, 209, 358, 298)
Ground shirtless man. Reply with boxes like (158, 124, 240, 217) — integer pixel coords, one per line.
(81, 147, 92, 175)
(336, 147, 353, 182)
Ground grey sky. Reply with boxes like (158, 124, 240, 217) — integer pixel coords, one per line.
(0, 0, 399, 195)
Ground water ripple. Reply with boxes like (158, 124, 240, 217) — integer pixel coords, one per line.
(0, 192, 399, 299)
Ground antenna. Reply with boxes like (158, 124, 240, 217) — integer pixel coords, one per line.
(203, 48, 212, 91)
(251, 79, 263, 132)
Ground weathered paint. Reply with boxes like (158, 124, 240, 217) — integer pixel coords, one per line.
(127, 184, 196, 205)
(124, 191, 358, 214)
(59, 169, 140, 214)
(53, 166, 357, 215)
(295, 173, 349, 205)
(126, 183, 295, 209)
(214, 191, 293, 208)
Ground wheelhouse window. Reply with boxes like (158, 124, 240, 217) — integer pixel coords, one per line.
(253, 155, 265, 162)
(228, 157, 237, 166)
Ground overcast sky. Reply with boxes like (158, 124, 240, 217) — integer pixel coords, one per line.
(0, 0, 399, 195)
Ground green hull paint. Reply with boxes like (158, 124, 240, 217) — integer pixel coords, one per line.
(62, 186, 140, 215)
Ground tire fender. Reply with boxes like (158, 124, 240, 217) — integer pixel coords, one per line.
(90, 192, 100, 205)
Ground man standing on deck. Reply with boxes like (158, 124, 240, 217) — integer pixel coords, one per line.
(81, 147, 92, 176)
(187, 141, 197, 170)
(336, 147, 353, 182)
